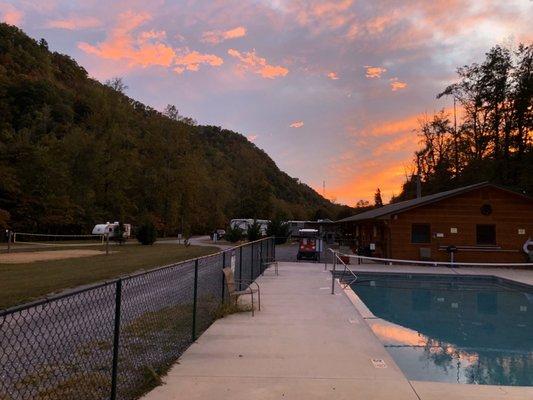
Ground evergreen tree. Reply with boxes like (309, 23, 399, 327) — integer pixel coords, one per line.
(374, 188, 383, 207)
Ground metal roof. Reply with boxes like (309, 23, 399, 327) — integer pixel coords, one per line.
(337, 182, 506, 223)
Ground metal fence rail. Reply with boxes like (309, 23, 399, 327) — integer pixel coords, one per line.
(0, 237, 275, 400)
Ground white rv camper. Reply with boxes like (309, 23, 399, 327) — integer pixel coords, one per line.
(230, 219, 270, 236)
(92, 222, 131, 238)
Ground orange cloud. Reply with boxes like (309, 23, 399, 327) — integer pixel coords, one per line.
(46, 16, 101, 30)
(324, 111, 433, 203)
(367, 113, 422, 137)
(0, 3, 23, 25)
(325, 160, 409, 204)
(390, 77, 408, 91)
(227, 48, 288, 79)
(173, 49, 223, 73)
(201, 26, 247, 44)
(289, 121, 304, 128)
(365, 66, 386, 78)
(327, 71, 339, 80)
(79, 11, 222, 74)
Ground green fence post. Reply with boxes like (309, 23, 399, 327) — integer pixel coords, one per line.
(260, 240, 264, 275)
(250, 242, 254, 281)
(192, 259, 199, 341)
(221, 251, 226, 302)
(331, 253, 336, 295)
(239, 246, 243, 291)
(110, 279, 122, 400)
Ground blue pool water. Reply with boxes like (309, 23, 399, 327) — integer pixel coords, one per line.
(349, 273, 533, 386)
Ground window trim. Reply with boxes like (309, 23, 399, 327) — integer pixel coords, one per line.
(411, 223, 431, 244)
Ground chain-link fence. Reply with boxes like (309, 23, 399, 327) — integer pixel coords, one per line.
(0, 237, 275, 400)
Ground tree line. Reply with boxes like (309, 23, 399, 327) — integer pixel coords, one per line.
(395, 43, 532, 200)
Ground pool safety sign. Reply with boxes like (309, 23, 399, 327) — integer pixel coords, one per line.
(371, 359, 387, 368)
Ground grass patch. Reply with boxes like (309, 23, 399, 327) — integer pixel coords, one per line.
(118, 299, 252, 399)
(0, 243, 219, 309)
(4, 299, 252, 400)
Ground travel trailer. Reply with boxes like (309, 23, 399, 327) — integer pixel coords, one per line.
(230, 219, 270, 235)
(92, 222, 131, 239)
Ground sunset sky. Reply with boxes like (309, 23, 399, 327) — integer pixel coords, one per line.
(1, 0, 531, 205)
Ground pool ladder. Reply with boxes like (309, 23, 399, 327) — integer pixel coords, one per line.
(327, 249, 358, 291)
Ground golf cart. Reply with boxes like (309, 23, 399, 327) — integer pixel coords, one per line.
(296, 229, 323, 261)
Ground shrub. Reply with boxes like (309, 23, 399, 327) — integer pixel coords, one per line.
(113, 222, 126, 244)
(266, 219, 290, 244)
(224, 226, 243, 243)
(246, 220, 261, 241)
(136, 222, 157, 245)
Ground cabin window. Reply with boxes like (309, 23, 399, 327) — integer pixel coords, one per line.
(411, 224, 430, 244)
(476, 224, 496, 245)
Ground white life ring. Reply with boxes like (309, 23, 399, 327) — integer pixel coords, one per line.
(524, 238, 533, 254)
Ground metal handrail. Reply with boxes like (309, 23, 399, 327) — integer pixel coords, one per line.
(328, 248, 358, 294)
(331, 251, 533, 268)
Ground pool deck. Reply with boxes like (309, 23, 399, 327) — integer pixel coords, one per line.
(141, 261, 533, 400)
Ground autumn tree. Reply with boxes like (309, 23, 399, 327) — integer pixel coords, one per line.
(396, 42, 533, 201)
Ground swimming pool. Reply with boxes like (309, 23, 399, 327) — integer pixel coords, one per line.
(348, 273, 533, 386)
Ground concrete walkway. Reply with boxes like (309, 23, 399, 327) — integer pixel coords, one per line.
(142, 261, 533, 400)
(142, 262, 418, 400)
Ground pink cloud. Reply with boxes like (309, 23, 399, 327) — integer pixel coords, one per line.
(290, 0, 355, 34)
(78, 11, 222, 74)
(174, 49, 223, 73)
(227, 48, 288, 79)
(327, 71, 339, 80)
(390, 77, 407, 91)
(201, 26, 247, 44)
(0, 2, 23, 25)
(247, 134, 258, 142)
(365, 66, 386, 78)
(46, 16, 102, 30)
(139, 30, 167, 41)
(289, 121, 304, 128)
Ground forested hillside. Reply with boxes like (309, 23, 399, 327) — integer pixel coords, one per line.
(0, 24, 347, 235)
(395, 43, 532, 201)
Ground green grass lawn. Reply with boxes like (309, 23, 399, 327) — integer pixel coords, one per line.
(0, 243, 219, 310)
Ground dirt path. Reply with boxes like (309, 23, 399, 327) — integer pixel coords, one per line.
(0, 249, 107, 264)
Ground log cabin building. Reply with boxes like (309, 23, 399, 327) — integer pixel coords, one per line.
(337, 182, 533, 263)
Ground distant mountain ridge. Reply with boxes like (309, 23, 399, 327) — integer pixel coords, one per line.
(0, 23, 351, 234)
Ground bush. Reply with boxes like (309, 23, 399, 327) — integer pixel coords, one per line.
(113, 222, 126, 244)
(224, 226, 243, 243)
(246, 220, 261, 242)
(136, 222, 157, 245)
(266, 219, 290, 244)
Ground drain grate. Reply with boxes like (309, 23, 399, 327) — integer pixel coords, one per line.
(371, 358, 387, 368)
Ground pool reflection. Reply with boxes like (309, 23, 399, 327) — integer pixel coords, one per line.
(350, 275, 533, 386)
